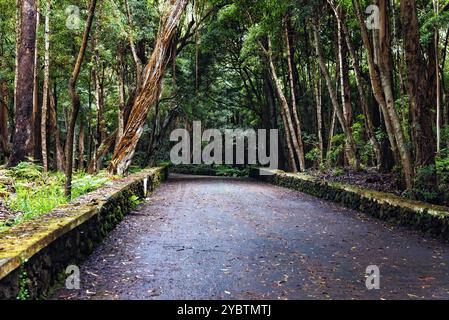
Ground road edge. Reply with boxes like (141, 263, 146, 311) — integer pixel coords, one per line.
(0, 166, 168, 300)
(250, 168, 449, 239)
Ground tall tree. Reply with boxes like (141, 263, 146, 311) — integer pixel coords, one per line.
(284, 17, 306, 171)
(8, 0, 38, 167)
(265, 36, 304, 172)
(32, 5, 40, 161)
(353, 0, 413, 188)
(329, 0, 382, 166)
(312, 20, 359, 169)
(65, 0, 98, 197)
(400, 0, 436, 170)
(41, 0, 50, 172)
(108, 0, 189, 175)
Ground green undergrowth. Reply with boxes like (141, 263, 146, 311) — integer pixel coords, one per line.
(170, 163, 249, 177)
(0, 162, 110, 231)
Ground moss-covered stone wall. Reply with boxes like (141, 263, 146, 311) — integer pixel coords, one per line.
(0, 166, 168, 300)
(250, 168, 449, 239)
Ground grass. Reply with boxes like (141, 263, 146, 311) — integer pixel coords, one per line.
(0, 162, 111, 231)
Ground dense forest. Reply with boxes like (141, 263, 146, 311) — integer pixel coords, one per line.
(0, 0, 448, 205)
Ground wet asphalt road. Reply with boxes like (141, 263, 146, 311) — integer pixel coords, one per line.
(53, 174, 449, 300)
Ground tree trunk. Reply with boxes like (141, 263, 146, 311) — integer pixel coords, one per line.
(312, 22, 358, 169)
(13, 0, 21, 116)
(400, 0, 436, 170)
(353, 0, 399, 165)
(327, 109, 337, 166)
(32, 8, 40, 161)
(0, 80, 10, 157)
(377, 0, 414, 189)
(78, 117, 85, 171)
(124, 0, 143, 89)
(88, 130, 118, 174)
(337, 12, 354, 167)
(41, 0, 50, 171)
(92, 14, 106, 153)
(279, 94, 298, 173)
(335, 6, 382, 166)
(312, 62, 324, 165)
(108, 0, 188, 175)
(117, 42, 127, 144)
(8, 0, 37, 167)
(284, 19, 306, 171)
(64, 0, 98, 197)
(353, 0, 413, 188)
(263, 36, 304, 172)
(49, 83, 65, 172)
(435, 18, 441, 153)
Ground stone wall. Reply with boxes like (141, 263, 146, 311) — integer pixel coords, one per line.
(0, 167, 168, 300)
(250, 168, 449, 239)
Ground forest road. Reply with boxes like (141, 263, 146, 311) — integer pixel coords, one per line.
(52, 174, 449, 300)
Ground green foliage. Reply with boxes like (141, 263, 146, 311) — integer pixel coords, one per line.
(129, 195, 143, 208)
(352, 115, 374, 165)
(8, 181, 66, 218)
(326, 134, 345, 165)
(442, 125, 449, 142)
(2, 163, 110, 228)
(332, 167, 345, 177)
(410, 166, 438, 203)
(436, 149, 449, 173)
(16, 264, 29, 300)
(10, 162, 44, 180)
(71, 172, 109, 199)
(215, 165, 248, 177)
(173, 164, 248, 177)
(306, 147, 321, 163)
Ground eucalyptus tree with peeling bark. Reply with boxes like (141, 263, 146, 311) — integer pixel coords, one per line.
(108, 0, 189, 175)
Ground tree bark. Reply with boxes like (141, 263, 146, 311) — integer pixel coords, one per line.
(8, 0, 37, 167)
(78, 116, 85, 171)
(353, 0, 413, 188)
(284, 18, 306, 171)
(124, 0, 143, 89)
(92, 12, 106, 153)
(108, 0, 188, 175)
(278, 93, 298, 173)
(267, 44, 302, 171)
(333, 4, 382, 166)
(64, 0, 98, 197)
(32, 7, 40, 161)
(0, 80, 10, 157)
(337, 11, 354, 167)
(400, 0, 436, 169)
(312, 22, 358, 169)
(49, 83, 65, 172)
(117, 41, 127, 144)
(41, 0, 50, 171)
(13, 0, 21, 116)
(312, 61, 324, 165)
(377, 0, 414, 188)
(327, 109, 337, 166)
(88, 129, 118, 174)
